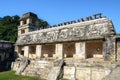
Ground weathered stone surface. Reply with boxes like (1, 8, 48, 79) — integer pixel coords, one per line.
(76, 67, 91, 80)
(47, 59, 64, 80)
(21, 59, 53, 79)
(12, 58, 29, 75)
(63, 66, 75, 79)
(103, 66, 120, 80)
(36, 45, 42, 58)
(117, 40, 120, 61)
(91, 68, 111, 80)
(63, 66, 111, 80)
(16, 18, 114, 45)
(24, 46, 29, 58)
(75, 42, 85, 59)
(55, 44, 63, 59)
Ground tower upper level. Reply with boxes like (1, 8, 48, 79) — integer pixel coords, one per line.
(18, 12, 39, 36)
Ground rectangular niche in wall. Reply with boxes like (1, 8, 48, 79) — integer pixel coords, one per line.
(63, 43, 75, 58)
(42, 44, 55, 58)
(86, 41, 103, 59)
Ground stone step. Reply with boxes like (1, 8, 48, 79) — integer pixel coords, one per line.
(47, 59, 64, 80)
(65, 59, 114, 67)
(21, 60, 53, 79)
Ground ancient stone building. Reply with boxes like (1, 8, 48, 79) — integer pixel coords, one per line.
(12, 12, 120, 80)
(0, 40, 14, 61)
(0, 40, 14, 71)
(15, 12, 117, 61)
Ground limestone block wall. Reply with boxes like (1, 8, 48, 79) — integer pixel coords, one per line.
(63, 66, 111, 80)
(63, 66, 75, 79)
(21, 60, 53, 79)
(12, 59, 54, 79)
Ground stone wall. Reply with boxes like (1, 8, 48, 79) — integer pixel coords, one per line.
(63, 60, 120, 80)
(12, 58, 120, 80)
(16, 18, 115, 45)
(75, 67, 110, 80)
(12, 59, 54, 79)
(22, 59, 53, 79)
(0, 41, 14, 59)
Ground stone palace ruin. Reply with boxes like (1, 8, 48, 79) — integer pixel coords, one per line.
(12, 12, 120, 80)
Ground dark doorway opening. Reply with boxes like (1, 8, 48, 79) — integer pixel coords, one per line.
(86, 41, 103, 58)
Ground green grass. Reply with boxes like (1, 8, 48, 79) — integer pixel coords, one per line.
(0, 71, 44, 80)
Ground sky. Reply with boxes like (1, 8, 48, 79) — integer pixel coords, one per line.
(0, 0, 120, 33)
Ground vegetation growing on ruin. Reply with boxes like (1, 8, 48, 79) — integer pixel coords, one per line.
(0, 71, 44, 80)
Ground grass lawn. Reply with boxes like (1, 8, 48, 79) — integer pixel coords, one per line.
(0, 71, 44, 80)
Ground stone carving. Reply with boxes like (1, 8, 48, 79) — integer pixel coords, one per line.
(86, 25, 99, 36)
(72, 27, 85, 37)
(16, 18, 114, 45)
(59, 29, 69, 39)
(46, 31, 59, 41)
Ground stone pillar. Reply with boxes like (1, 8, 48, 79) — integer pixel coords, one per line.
(20, 21, 23, 26)
(24, 46, 29, 58)
(15, 46, 21, 58)
(105, 37, 116, 61)
(55, 44, 63, 59)
(103, 41, 107, 60)
(15, 46, 19, 53)
(36, 45, 42, 58)
(75, 42, 86, 59)
(27, 18, 32, 24)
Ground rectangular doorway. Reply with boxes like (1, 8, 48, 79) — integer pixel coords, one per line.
(86, 41, 103, 58)
(42, 44, 55, 58)
(63, 43, 75, 59)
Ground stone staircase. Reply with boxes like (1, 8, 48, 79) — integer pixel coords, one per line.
(21, 59, 53, 79)
(13, 59, 64, 80)
(12, 58, 30, 75)
(47, 59, 64, 80)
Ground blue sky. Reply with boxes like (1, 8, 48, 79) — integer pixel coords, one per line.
(0, 0, 120, 33)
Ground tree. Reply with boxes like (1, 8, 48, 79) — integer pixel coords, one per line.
(38, 19, 49, 29)
(0, 15, 20, 42)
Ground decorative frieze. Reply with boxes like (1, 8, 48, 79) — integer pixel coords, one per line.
(16, 18, 114, 45)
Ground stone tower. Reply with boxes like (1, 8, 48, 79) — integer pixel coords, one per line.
(18, 12, 39, 36)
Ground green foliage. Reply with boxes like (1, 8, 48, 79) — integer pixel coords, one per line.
(0, 71, 44, 80)
(38, 19, 49, 29)
(0, 15, 20, 42)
